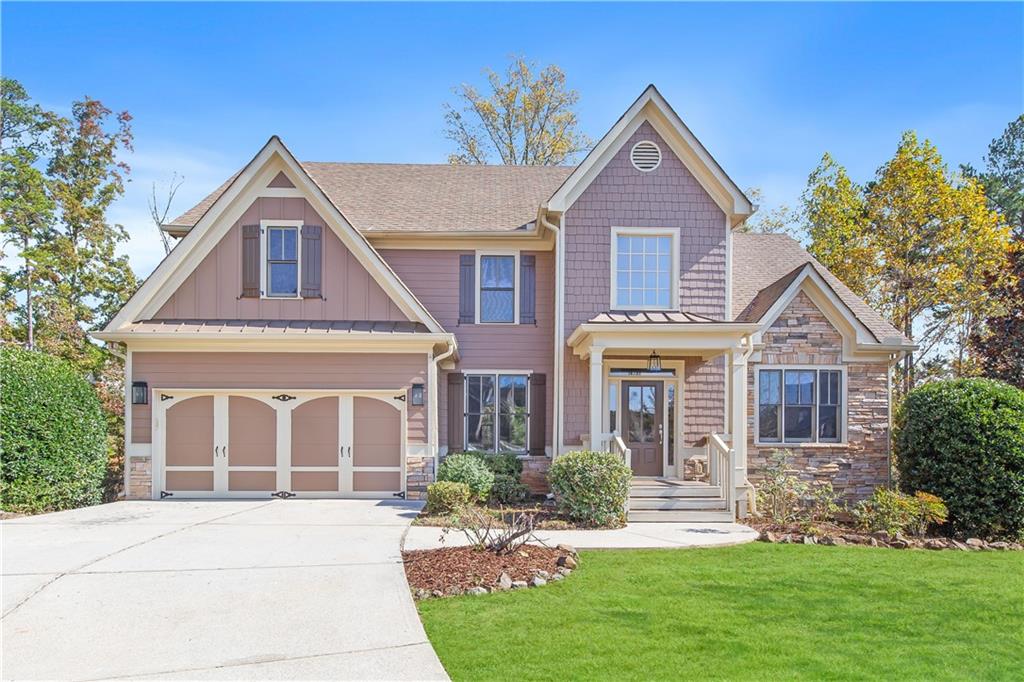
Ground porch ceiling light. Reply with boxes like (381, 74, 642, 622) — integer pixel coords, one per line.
(647, 350, 662, 372)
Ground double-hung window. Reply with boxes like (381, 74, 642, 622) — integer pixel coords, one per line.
(758, 368, 842, 443)
(266, 225, 299, 297)
(612, 230, 676, 309)
(465, 373, 528, 453)
(478, 254, 516, 323)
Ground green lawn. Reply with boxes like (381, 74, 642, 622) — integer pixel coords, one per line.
(418, 543, 1023, 681)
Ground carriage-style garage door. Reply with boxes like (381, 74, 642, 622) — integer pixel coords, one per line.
(156, 390, 406, 499)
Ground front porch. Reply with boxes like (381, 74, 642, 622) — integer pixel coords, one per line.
(566, 315, 760, 521)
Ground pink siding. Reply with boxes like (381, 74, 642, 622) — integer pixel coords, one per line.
(562, 122, 728, 444)
(130, 352, 427, 444)
(153, 197, 407, 322)
(380, 249, 555, 448)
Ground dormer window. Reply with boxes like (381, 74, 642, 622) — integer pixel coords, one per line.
(261, 219, 303, 298)
(611, 228, 679, 310)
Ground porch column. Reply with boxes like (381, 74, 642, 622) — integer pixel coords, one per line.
(588, 348, 604, 451)
(729, 348, 748, 469)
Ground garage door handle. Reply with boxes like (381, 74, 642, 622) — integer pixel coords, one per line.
(215, 445, 220, 458)
(347, 446, 352, 458)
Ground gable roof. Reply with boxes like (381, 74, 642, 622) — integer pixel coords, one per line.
(169, 163, 573, 234)
(546, 84, 753, 225)
(102, 136, 447, 335)
(732, 233, 911, 345)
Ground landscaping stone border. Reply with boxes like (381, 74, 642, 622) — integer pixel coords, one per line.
(758, 529, 1022, 551)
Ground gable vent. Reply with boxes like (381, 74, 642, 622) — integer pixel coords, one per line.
(630, 141, 662, 172)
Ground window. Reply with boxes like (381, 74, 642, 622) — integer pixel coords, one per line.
(608, 382, 618, 433)
(478, 254, 516, 323)
(612, 231, 675, 309)
(758, 368, 843, 444)
(266, 226, 299, 297)
(465, 373, 528, 453)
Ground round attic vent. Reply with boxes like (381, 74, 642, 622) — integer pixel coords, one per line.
(630, 140, 662, 172)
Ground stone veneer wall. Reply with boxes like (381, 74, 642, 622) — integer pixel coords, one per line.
(127, 457, 152, 500)
(405, 455, 434, 500)
(746, 291, 891, 501)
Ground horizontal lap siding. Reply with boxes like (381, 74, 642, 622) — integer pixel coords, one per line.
(153, 197, 406, 321)
(380, 249, 555, 448)
(130, 352, 427, 444)
(562, 121, 727, 445)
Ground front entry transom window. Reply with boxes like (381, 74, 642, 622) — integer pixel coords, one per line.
(465, 373, 528, 453)
(266, 226, 299, 297)
(613, 231, 676, 309)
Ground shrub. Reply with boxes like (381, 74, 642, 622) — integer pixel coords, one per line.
(755, 450, 840, 525)
(476, 452, 523, 479)
(490, 473, 530, 505)
(853, 488, 948, 537)
(548, 450, 631, 527)
(437, 452, 494, 501)
(895, 378, 1024, 539)
(1, 347, 108, 513)
(425, 481, 472, 515)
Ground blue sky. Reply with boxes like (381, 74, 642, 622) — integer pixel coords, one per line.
(3, 2, 1022, 277)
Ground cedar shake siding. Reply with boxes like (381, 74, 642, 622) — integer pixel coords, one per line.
(130, 352, 428, 444)
(562, 122, 728, 445)
(745, 291, 891, 500)
(380, 249, 555, 450)
(153, 197, 407, 321)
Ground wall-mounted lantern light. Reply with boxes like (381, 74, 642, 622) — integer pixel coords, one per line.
(647, 351, 662, 373)
(131, 381, 149, 405)
(410, 383, 425, 406)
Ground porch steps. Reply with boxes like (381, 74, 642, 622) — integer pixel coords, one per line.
(627, 478, 733, 523)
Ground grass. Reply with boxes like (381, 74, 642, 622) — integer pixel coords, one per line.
(418, 543, 1023, 681)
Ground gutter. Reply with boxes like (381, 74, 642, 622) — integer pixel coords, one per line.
(429, 339, 459, 462)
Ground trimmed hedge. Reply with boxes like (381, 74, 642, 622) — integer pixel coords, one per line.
(548, 450, 632, 527)
(437, 452, 494, 501)
(426, 481, 472, 515)
(895, 378, 1024, 539)
(1, 347, 108, 513)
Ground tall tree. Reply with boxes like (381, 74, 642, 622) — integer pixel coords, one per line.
(40, 96, 136, 374)
(149, 172, 183, 255)
(739, 187, 800, 237)
(444, 57, 591, 165)
(806, 132, 1012, 395)
(967, 115, 1024, 386)
(0, 78, 57, 349)
(801, 153, 876, 300)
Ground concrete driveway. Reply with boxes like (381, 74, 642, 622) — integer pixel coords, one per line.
(2, 500, 448, 681)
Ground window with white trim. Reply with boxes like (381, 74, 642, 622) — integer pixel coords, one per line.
(478, 254, 516, 323)
(266, 226, 299, 297)
(465, 373, 528, 453)
(612, 231, 676, 309)
(758, 368, 842, 443)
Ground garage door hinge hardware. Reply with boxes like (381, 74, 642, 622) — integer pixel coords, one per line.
(271, 491, 296, 499)
(160, 491, 174, 499)
(393, 394, 406, 402)
(160, 393, 174, 401)
(272, 394, 297, 402)
(393, 491, 406, 499)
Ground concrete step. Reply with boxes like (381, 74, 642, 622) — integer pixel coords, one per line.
(629, 485, 722, 498)
(628, 497, 728, 511)
(627, 509, 735, 523)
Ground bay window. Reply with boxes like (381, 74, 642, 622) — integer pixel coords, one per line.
(758, 368, 842, 444)
(465, 373, 529, 453)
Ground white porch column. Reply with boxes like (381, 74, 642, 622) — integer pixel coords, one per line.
(729, 348, 749, 499)
(588, 348, 604, 451)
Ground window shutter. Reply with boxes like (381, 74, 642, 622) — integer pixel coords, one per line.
(241, 224, 260, 298)
(458, 255, 475, 324)
(300, 225, 322, 298)
(520, 254, 536, 325)
(447, 372, 465, 452)
(528, 373, 546, 456)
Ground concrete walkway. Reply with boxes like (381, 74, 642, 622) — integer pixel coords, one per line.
(2, 500, 448, 681)
(403, 520, 758, 551)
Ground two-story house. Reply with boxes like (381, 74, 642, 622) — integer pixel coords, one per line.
(97, 86, 913, 521)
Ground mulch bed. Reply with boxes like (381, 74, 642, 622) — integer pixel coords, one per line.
(744, 518, 1023, 551)
(403, 544, 570, 596)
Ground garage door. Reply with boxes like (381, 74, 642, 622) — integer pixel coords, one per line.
(156, 391, 405, 499)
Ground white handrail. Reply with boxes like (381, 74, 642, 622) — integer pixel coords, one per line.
(611, 433, 632, 471)
(708, 432, 735, 518)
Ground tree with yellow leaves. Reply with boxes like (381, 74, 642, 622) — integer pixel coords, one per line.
(444, 57, 591, 166)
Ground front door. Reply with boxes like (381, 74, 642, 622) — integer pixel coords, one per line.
(621, 381, 663, 477)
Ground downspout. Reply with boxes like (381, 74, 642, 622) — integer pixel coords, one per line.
(737, 334, 755, 515)
(539, 205, 566, 458)
(429, 337, 458, 467)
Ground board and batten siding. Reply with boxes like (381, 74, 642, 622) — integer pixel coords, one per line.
(153, 197, 407, 322)
(379, 249, 555, 449)
(130, 352, 428, 444)
(562, 122, 728, 445)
